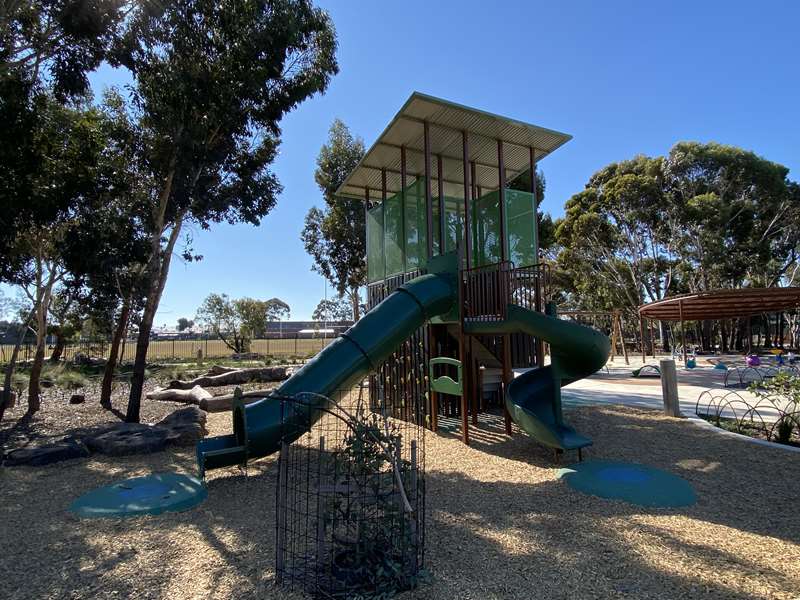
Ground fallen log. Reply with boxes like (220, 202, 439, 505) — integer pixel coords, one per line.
(146, 385, 213, 405)
(167, 366, 290, 390)
(206, 365, 240, 376)
(199, 389, 274, 413)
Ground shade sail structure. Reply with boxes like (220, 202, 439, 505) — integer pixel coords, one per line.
(336, 92, 572, 200)
(638, 288, 800, 321)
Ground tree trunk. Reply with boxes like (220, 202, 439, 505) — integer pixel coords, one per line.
(126, 216, 183, 423)
(49, 332, 66, 363)
(101, 296, 132, 409)
(702, 320, 712, 352)
(0, 318, 31, 421)
(27, 340, 46, 413)
(349, 287, 360, 321)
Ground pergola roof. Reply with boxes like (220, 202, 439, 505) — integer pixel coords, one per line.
(638, 288, 800, 321)
(336, 92, 572, 200)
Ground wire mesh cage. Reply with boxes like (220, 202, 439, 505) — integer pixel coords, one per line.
(275, 384, 426, 599)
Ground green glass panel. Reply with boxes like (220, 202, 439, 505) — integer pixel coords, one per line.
(472, 190, 502, 266)
(384, 192, 403, 275)
(405, 179, 427, 270)
(506, 189, 538, 267)
(444, 196, 462, 255)
(366, 204, 384, 283)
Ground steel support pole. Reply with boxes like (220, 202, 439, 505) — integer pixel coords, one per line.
(497, 139, 507, 263)
(458, 272, 469, 445)
(679, 300, 687, 363)
(497, 139, 512, 434)
(364, 187, 370, 283)
(462, 131, 472, 269)
(530, 146, 539, 261)
(437, 154, 445, 255)
(423, 121, 434, 260)
(381, 168, 387, 280)
(530, 146, 545, 365)
(400, 146, 407, 272)
(639, 315, 646, 363)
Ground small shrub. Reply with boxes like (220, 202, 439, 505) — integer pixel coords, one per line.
(749, 372, 800, 445)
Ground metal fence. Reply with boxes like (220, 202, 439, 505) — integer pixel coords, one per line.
(0, 335, 337, 364)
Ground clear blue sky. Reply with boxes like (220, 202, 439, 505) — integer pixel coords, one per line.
(22, 1, 800, 325)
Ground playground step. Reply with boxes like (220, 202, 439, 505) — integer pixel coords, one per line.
(445, 325, 503, 368)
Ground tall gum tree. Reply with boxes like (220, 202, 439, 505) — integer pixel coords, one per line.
(301, 119, 366, 320)
(113, 0, 338, 422)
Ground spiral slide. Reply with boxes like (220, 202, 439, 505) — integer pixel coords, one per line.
(464, 304, 610, 452)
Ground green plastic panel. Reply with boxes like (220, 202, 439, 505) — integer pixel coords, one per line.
(432, 196, 463, 257)
(471, 189, 538, 268)
(384, 191, 404, 276)
(367, 204, 385, 282)
(506, 189, 538, 268)
(367, 182, 538, 281)
(404, 179, 427, 270)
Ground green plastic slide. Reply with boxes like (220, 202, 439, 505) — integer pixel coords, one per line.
(197, 267, 457, 475)
(197, 260, 609, 474)
(464, 304, 610, 451)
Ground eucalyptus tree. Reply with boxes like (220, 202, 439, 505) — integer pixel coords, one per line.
(112, 0, 338, 421)
(0, 1, 126, 280)
(301, 119, 366, 320)
(664, 142, 798, 290)
(556, 155, 680, 314)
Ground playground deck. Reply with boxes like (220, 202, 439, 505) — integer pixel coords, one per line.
(3, 396, 798, 599)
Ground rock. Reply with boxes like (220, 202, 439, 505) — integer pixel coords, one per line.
(86, 423, 168, 456)
(4, 438, 90, 466)
(155, 406, 208, 446)
(69, 394, 85, 404)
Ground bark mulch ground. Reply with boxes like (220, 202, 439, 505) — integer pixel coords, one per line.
(1, 399, 798, 599)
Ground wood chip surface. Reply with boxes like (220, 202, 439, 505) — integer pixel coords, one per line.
(2, 398, 798, 599)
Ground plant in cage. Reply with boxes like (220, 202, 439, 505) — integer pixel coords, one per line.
(281, 390, 423, 599)
(319, 404, 418, 597)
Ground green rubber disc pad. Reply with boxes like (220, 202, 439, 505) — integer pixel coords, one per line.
(70, 472, 207, 518)
(558, 460, 696, 508)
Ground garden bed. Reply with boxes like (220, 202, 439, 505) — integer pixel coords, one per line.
(696, 413, 800, 448)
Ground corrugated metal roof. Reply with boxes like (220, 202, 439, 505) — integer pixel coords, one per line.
(638, 288, 800, 321)
(336, 92, 572, 200)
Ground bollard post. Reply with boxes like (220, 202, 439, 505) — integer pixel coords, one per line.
(660, 359, 681, 417)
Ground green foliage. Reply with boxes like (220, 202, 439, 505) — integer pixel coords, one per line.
(196, 293, 290, 353)
(177, 318, 194, 332)
(301, 119, 366, 319)
(555, 144, 799, 317)
(112, 0, 339, 422)
(0, 0, 124, 99)
(0, 1, 125, 282)
(321, 407, 418, 598)
(749, 372, 800, 444)
(112, 0, 338, 232)
(312, 296, 353, 322)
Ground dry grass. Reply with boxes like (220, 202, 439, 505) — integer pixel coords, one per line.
(1, 401, 799, 599)
(1, 337, 333, 364)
